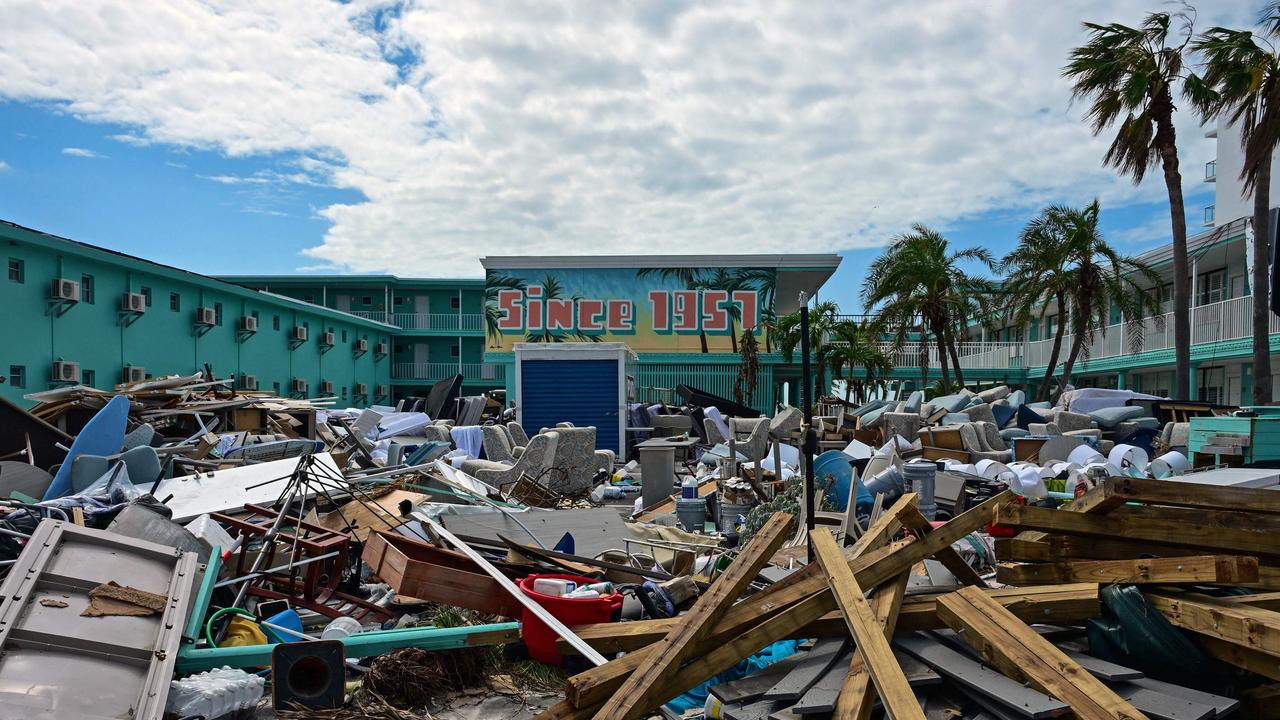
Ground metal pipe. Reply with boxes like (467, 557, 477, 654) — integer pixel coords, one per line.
(213, 550, 342, 589)
(798, 292, 816, 563)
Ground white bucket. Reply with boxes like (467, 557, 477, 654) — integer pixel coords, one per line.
(1148, 451, 1190, 479)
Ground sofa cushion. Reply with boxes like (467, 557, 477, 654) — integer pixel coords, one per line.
(991, 403, 1017, 429)
(1016, 404, 1047, 430)
(1088, 405, 1145, 429)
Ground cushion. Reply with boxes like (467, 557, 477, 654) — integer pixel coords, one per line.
(1027, 401, 1052, 410)
(932, 394, 971, 413)
(943, 412, 971, 425)
(903, 390, 924, 414)
(1007, 390, 1025, 409)
(977, 386, 1010, 403)
(1088, 405, 1145, 429)
(964, 403, 997, 425)
(1016, 404, 1046, 430)
(991, 403, 1017, 429)
(1000, 427, 1030, 441)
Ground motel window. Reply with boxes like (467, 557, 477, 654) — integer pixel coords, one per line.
(8, 365, 25, 388)
(140, 286, 152, 307)
(361, 295, 372, 305)
(451, 296, 460, 309)
(214, 303, 224, 325)
(304, 294, 314, 304)
(81, 275, 94, 304)
(272, 381, 281, 394)
(273, 315, 281, 331)
(342, 329, 348, 343)
(7, 258, 22, 283)
(169, 292, 181, 312)
(1197, 269, 1226, 306)
(342, 386, 348, 399)
(450, 343, 459, 357)
(81, 369, 95, 387)
(1198, 366, 1225, 405)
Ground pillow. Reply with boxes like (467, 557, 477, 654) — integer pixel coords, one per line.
(932, 394, 971, 413)
(903, 390, 924, 414)
(977, 385, 1010, 403)
(1007, 389, 1025, 409)
(1088, 405, 1145, 429)
(1016, 403, 1046, 430)
(1000, 427, 1030, 441)
(991, 403, 1017, 429)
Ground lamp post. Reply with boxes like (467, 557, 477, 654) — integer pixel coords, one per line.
(798, 292, 817, 561)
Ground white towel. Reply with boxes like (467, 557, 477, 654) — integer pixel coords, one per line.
(451, 425, 483, 458)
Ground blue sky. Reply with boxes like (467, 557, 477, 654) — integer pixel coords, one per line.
(0, 1, 1242, 312)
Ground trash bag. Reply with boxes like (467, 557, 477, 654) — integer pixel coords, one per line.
(37, 462, 145, 528)
(1087, 585, 1220, 688)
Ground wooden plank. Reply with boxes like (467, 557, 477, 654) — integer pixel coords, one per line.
(710, 653, 812, 705)
(1068, 476, 1280, 515)
(936, 586, 1147, 720)
(894, 633, 1068, 719)
(993, 501, 1280, 558)
(811, 530, 924, 720)
(1057, 649, 1143, 682)
(899, 505, 985, 586)
(561, 492, 1013, 710)
(761, 638, 848, 702)
(1145, 590, 1280, 659)
(996, 534, 1201, 563)
(1197, 634, 1280, 680)
(597, 512, 794, 720)
(832, 572, 910, 720)
(1228, 590, 1280, 611)
(995, 556, 1259, 586)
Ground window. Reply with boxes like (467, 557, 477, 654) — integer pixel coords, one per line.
(394, 296, 405, 306)
(8, 365, 25, 388)
(7, 258, 22, 283)
(169, 292, 181, 312)
(272, 381, 281, 394)
(1230, 274, 1246, 299)
(341, 386, 348, 399)
(450, 343, 459, 357)
(214, 302, 223, 325)
(81, 275, 94, 304)
(341, 329, 348, 343)
(1198, 269, 1226, 306)
(451, 296, 460, 309)
(1198, 366, 1225, 405)
(81, 369, 95, 387)
(140, 286, 152, 307)
(361, 295, 372, 305)
(272, 315, 281, 331)
(251, 310, 259, 320)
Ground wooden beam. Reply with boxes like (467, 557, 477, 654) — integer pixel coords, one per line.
(936, 586, 1148, 720)
(899, 505, 985, 586)
(1145, 591, 1280, 659)
(595, 512, 793, 720)
(995, 556, 1259, 586)
(1240, 684, 1280, 719)
(993, 501, 1280, 558)
(561, 491, 1014, 710)
(1229, 591, 1280, 611)
(995, 533, 1200, 563)
(833, 572, 910, 720)
(847, 492, 918, 557)
(1197, 635, 1280, 681)
(812, 530, 924, 720)
(1068, 476, 1280, 515)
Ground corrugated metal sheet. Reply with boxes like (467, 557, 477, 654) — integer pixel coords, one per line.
(521, 359, 620, 454)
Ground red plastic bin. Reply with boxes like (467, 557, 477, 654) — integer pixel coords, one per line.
(517, 573, 622, 665)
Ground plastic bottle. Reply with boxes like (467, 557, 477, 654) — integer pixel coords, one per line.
(681, 476, 698, 499)
(581, 581, 613, 595)
(320, 616, 362, 640)
(532, 578, 576, 596)
(167, 666, 265, 719)
(564, 588, 601, 599)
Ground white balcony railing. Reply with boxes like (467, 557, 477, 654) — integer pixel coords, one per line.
(871, 341, 1025, 370)
(392, 362, 505, 382)
(348, 311, 484, 331)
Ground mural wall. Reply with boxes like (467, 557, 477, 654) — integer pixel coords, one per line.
(484, 267, 777, 353)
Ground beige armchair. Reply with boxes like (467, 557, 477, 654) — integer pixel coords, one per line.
(460, 431, 560, 491)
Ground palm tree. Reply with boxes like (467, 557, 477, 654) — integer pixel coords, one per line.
(637, 267, 710, 352)
(523, 273, 602, 343)
(702, 268, 744, 352)
(827, 320, 894, 405)
(734, 327, 761, 407)
(734, 268, 778, 352)
(1064, 10, 1194, 400)
(1002, 205, 1094, 401)
(1187, 12, 1280, 404)
(1032, 201, 1164, 399)
(861, 225, 994, 392)
(484, 271, 526, 348)
(776, 300, 843, 408)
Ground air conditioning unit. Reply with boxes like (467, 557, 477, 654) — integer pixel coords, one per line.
(239, 374, 258, 390)
(291, 378, 308, 395)
(355, 383, 369, 396)
(375, 384, 389, 398)
(239, 315, 258, 332)
(122, 365, 146, 383)
(354, 338, 368, 353)
(320, 331, 335, 347)
(121, 292, 147, 313)
(50, 278, 80, 302)
(319, 380, 335, 395)
(374, 341, 388, 356)
(290, 325, 308, 342)
(195, 307, 217, 326)
(52, 361, 80, 383)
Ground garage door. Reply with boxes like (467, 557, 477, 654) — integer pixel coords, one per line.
(520, 359, 619, 454)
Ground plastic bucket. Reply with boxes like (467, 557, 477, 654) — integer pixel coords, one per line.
(518, 574, 622, 665)
(814, 450, 858, 511)
(676, 497, 707, 532)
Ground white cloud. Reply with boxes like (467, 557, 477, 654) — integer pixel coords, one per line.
(61, 146, 106, 158)
(0, 0, 1256, 276)
(0, 160, 10, 172)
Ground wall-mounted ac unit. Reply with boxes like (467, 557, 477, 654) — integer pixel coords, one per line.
(239, 315, 258, 332)
(319, 380, 335, 395)
(52, 361, 80, 383)
(122, 365, 146, 383)
(290, 326, 308, 342)
(121, 292, 147, 313)
(375, 384, 389, 398)
(320, 331, 335, 347)
(374, 341, 388, 356)
(291, 378, 308, 395)
(50, 278, 80, 302)
(195, 307, 217, 326)
(355, 383, 369, 396)
(239, 374, 258, 390)
(354, 338, 368, 353)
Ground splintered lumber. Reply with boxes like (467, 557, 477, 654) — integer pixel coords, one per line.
(596, 512, 793, 720)
(561, 583, 1101, 653)
(899, 505, 985, 586)
(1145, 591, 1280, 659)
(1068, 476, 1280, 515)
(551, 492, 1013, 716)
(995, 556, 1259, 586)
(894, 633, 1068, 719)
(1232, 591, 1280, 611)
(847, 492, 918, 557)
(995, 533, 1200, 563)
(832, 572, 910, 720)
(936, 587, 1147, 720)
(811, 529, 924, 720)
(992, 501, 1280, 558)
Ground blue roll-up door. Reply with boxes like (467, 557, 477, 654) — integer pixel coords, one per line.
(521, 359, 619, 454)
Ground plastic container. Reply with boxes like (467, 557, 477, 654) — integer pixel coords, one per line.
(681, 476, 698, 499)
(902, 461, 937, 520)
(675, 497, 707, 532)
(518, 573, 623, 664)
(167, 666, 265, 720)
(532, 578, 577, 596)
(262, 608, 304, 644)
(719, 500, 754, 532)
(320, 616, 362, 640)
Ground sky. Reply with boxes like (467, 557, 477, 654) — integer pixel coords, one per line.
(0, 0, 1253, 312)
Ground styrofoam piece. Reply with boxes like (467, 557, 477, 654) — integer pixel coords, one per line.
(878, 435, 913, 455)
(1067, 445, 1106, 466)
(841, 439, 873, 461)
(184, 514, 236, 551)
(1011, 465, 1047, 499)
(941, 459, 976, 475)
(1148, 451, 1190, 479)
(1107, 444, 1149, 475)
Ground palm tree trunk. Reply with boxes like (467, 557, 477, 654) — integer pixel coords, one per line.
(1157, 109, 1191, 401)
(945, 328, 965, 388)
(699, 330, 709, 353)
(729, 320, 739, 354)
(932, 325, 951, 392)
(1056, 331, 1086, 404)
(1037, 294, 1068, 402)
(1253, 151, 1274, 405)
(918, 340, 928, 391)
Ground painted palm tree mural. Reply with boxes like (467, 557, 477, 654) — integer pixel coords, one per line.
(635, 267, 711, 352)
(702, 268, 744, 352)
(484, 270, 525, 348)
(733, 268, 777, 352)
(524, 273, 604, 344)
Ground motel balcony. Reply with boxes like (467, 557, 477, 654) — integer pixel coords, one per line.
(349, 311, 485, 332)
(391, 362, 506, 383)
